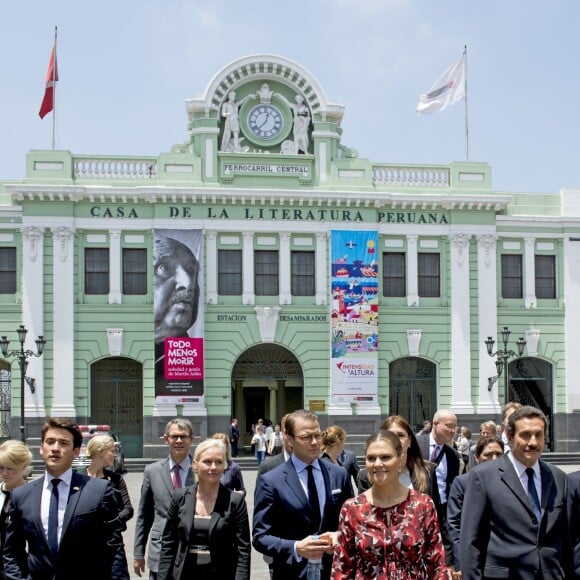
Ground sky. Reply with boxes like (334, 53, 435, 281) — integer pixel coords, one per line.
(3, 0, 579, 194)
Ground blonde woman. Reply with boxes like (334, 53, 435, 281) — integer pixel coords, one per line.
(0, 440, 32, 579)
(158, 438, 250, 579)
(211, 432, 246, 495)
(86, 434, 134, 528)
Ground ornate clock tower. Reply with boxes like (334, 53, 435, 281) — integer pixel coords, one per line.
(183, 54, 361, 187)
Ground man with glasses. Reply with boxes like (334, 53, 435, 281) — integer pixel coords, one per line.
(253, 409, 352, 579)
(133, 419, 194, 579)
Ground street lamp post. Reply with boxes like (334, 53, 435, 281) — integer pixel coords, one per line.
(484, 326, 526, 397)
(0, 325, 46, 442)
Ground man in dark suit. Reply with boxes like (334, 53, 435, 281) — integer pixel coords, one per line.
(133, 418, 195, 579)
(253, 409, 353, 579)
(4, 417, 128, 580)
(567, 469, 580, 577)
(460, 406, 569, 579)
(416, 409, 460, 570)
(337, 447, 360, 490)
(228, 417, 240, 457)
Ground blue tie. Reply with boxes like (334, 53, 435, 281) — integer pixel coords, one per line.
(526, 468, 541, 521)
(48, 478, 61, 558)
(306, 465, 321, 529)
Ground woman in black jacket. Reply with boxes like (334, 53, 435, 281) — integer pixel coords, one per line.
(158, 438, 250, 580)
(85, 434, 134, 528)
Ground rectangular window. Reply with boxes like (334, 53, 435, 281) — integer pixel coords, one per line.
(123, 248, 147, 295)
(85, 248, 109, 295)
(291, 251, 315, 296)
(218, 249, 242, 295)
(501, 254, 523, 298)
(418, 253, 440, 297)
(255, 250, 279, 296)
(382, 252, 406, 297)
(535, 255, 556, 299)
(0, 248, 16, 294)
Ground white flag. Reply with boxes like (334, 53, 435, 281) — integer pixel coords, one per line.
(416, 54, 466, 115)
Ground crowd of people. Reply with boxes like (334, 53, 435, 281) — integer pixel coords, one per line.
(0, 406, 579, 579)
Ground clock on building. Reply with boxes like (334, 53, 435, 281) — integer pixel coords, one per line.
(247, 103, 284, 140)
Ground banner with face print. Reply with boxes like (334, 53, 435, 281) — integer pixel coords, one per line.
(330, 230, 378, 405)
(153, 230, 204, 403)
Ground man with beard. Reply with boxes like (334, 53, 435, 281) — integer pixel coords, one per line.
(153, 235, 201, 395)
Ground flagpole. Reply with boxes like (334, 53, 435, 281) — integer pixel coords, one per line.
(52, 26, 58, 150)
(464, 44, 469, 161)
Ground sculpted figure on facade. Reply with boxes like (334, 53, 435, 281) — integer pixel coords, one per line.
(220, 90, 256, 152)
(276, 93, 311, 154)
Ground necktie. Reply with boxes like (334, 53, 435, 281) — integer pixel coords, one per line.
(48, 478, 61, 558)
(306, 465, 321, 529)
(526, 467, 541, 521)
(430, 444, 441, 462)
(171, 464, 182, 490)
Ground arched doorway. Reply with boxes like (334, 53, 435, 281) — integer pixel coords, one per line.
(508, 357, 554, 450)
(232, 344, 303, 441)
(90, 357, 143, 457)
(389, 357, 437, 431)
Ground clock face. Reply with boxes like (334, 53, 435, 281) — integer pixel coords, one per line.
(247, 104, 284, 140)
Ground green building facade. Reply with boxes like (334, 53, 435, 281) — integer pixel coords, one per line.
(1, 54, 579, 456)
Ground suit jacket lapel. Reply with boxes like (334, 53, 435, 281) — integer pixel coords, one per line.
(319, 461, 333, 523)
(29, 477, 47, 539)
(160, 457, 174, 495)
(498, 454, 535, 516)
(283, 459, 310, 508)
(61, 472, 86, 538)
(539, 460, 554, 516)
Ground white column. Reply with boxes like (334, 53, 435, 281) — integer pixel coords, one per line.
(108, 229, 122, 304)
(315, 232, 327, 306)
(51, 227, 76, 416)
(524, 236, 537, 308)
(564, 237, 580, 413)
(242, 233, 255, 305)
(407, 235, 419, 307)
(279, 232, 291, 305)
(206, 231, 218, 304)
(476, 235, 500, 414)
(449, 234, 474, 414)
(20, 227, 47, 418)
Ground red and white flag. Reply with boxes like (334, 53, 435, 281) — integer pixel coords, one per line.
(39, 45, 58, 119)
(416, 54, 465, 115)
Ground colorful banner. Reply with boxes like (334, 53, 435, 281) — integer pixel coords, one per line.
(330, 230, 379, 404)
(154, 230, 204, 404)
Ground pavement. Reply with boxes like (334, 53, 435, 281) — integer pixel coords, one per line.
(121, 462, 579, 580)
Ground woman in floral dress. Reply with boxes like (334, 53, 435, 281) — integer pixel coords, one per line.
(332, 430, 448, 579)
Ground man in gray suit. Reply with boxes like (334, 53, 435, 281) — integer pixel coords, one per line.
(133, 418, 194, 579)
(460, 406, 568, 579)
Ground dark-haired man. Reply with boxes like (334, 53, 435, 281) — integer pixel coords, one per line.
(4, 418, 129, 579)
(461, 406, 568, 579)
(253, 409, 352, 579)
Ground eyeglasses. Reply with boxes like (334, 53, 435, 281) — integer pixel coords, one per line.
(294, 433, 323, 443)
(167, 434, 192, 442)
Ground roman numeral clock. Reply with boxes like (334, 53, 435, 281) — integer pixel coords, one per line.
(238, 83, 294, 149)
(248, 104, 284, 139)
